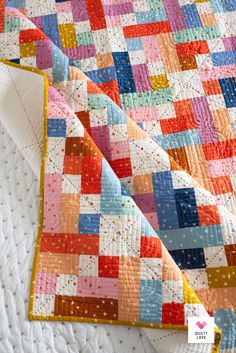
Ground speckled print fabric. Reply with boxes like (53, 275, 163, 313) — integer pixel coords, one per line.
(0, 0, 235, 351)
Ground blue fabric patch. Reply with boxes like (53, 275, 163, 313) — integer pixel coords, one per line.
(107, 100, 126, 125)
(223, 0, 236, 11)
(136, 10, 166, 23)
(42, 14, 61, 48)
(121, 183, 130, 196)
(48, 119, 66, 137)
(169, 248, 206, 269)
(52, 45, 69, 83)
(158, 225, 224, 250)
(174, 188, 199, 228)
(10, 58, 20, 64)
(182, 4, 202, 28)
(138, 122, 144, 129)
(212, 51, 236, 66)
(79, 214, 100, 234)
(219, 77, 236, 108)
(140, 280, 162, 323)
(213, 309, 236, 349)
(210, 0, 226, 12)
(153, 129, 201, 150)
(5, 0, 25, 8)
(101, 159, 122, 214)
(153, 171, 179, 230)
(126, 38, 143, 51)
(112, 52, 136, 94)
(86, 66, 116, 84)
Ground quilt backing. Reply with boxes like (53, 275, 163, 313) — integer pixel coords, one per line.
(0, 0, 235, 352)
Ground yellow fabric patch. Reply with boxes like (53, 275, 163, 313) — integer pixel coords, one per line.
(59, 23, 77, 49)
(183, 276, 201, 304)
(150, 74, 169, 89)
(207, 267, 236, 288)
(20, 42, 36, 57)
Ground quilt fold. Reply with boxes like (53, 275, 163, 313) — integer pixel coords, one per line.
(0, 58, 221, 353)
(0, 0, 235, 352)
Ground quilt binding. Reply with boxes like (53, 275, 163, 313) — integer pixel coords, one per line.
(0, 58, 221, 353)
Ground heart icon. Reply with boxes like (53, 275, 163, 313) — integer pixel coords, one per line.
(196, 321, 207, 330)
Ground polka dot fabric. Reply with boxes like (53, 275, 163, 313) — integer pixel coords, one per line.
(0, 0, 236, 351)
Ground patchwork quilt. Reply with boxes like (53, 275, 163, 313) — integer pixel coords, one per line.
(0, 0, 235, 351)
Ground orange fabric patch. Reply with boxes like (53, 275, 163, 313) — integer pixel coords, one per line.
(212, 176, 233, 194)
(179, 55, 197, 71)
(60, 193, 80, 233)
(202, 80, 222, 95)
(198, 205, 221, 226)
(133, 173, 154, 194)
(224, 244, 236, 266)
(118, 257, 140, 321)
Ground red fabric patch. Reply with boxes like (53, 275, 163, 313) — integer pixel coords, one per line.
(98, 256, 119, 278)
(19, 29, 47, 43)
(109, 157, 132, 178)
(64, 155, 83, 174)
(162, 303, 185, 325)
(86, 0, 106, 30)
(123, 21, 171, 38)
(0, 0, 4, 33)
(202, 140, 236, 160)
(176, 40, 209, 56)
(140, 236, 162, 258)
(81, 155, 102, 194)
(160, 114, 197, 134)
(40, 233, 99, 255)
(98, 80, 120, 106)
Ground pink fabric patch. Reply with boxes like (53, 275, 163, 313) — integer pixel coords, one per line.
(126, 106, 159, 122)
(48, 101, 72, 118)
(43, 174, 62, 233)
(208, 157, 236, 178)
(110, 140, 130, 159)
(56, 1, 72, 12)
(145, 212, 159, 232)
(105, 15, 121, 27)
(35, 272, 57, 294)
(5, 7, 25, 18)
(199, 65, 236, 81)
(142, 35, 161, 62)
(77, 276, 118, 299)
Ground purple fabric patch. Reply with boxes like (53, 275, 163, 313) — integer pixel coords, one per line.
(104, 2, 134, 16)
(62, 45, 96, 60)
(36, 40, 52, 70)
(163, 0, 186, 31)
(31, 16, 43, 29)
(132, 64, 152, 92)
(133, 193, 157, 214)
(90, 125, 112, 160)
(71, 0, 89, 21)
(223, 36, 236, 51)
(191, 96, 219, 144)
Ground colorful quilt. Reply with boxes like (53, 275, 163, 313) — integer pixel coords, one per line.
(0, 0, 235, 351)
